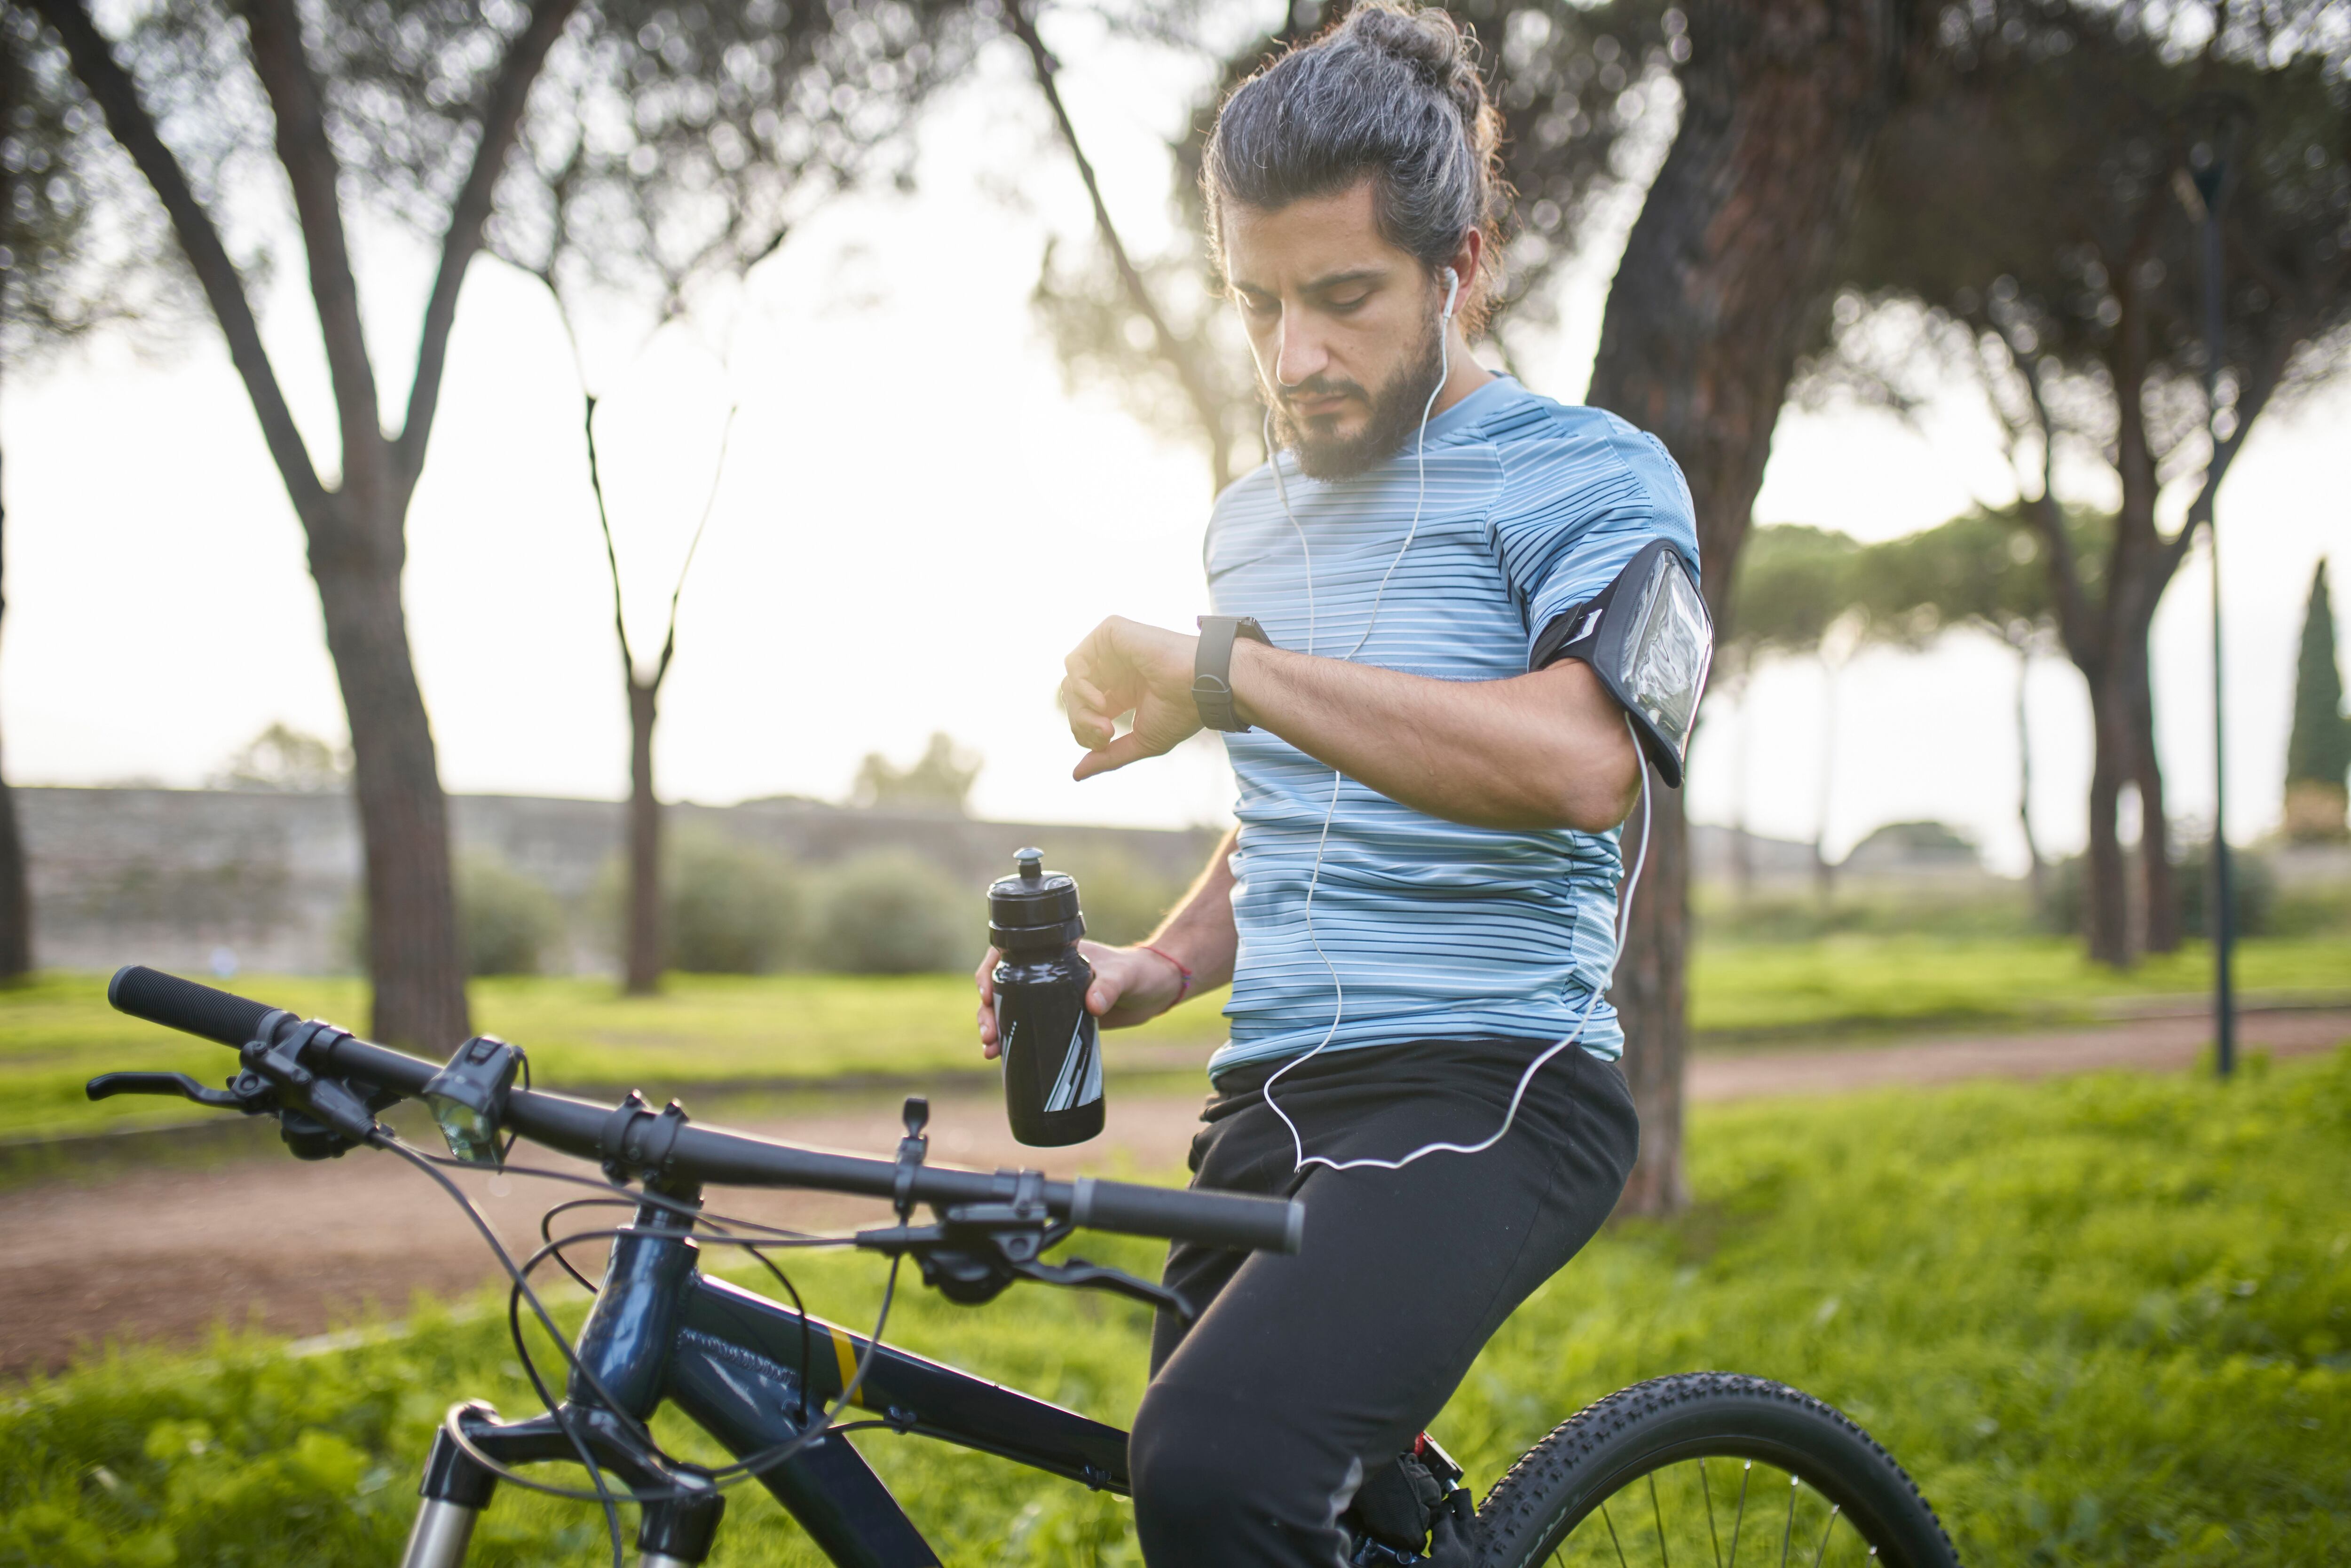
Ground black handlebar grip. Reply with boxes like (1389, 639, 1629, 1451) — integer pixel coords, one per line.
(1070, 1175, 1304, 1254)
(107, 965, 278, 1048)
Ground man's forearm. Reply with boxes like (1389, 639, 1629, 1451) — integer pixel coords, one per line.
(1143, 827, 1239, 993)
(1229, 642, 1638, 831)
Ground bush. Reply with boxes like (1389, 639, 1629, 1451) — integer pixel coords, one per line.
(811, 851, 968, 974)
(2043, 841, 2276, 940)
(455, 854, 565, 977)
(1055, 846, 1188, 947)
(2171, 837, 2278, 939)
(339, 851, 564, 977)
(661, 831, 803, 974)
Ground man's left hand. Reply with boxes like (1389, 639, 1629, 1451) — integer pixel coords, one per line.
(1061, 616, 1203, 780)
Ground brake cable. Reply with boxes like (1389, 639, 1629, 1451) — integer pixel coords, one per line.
(376, 1126, 906, 1518)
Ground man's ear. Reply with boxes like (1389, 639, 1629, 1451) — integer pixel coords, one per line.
(1444, 228, 1483, 323)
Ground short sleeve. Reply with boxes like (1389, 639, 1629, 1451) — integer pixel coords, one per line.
(1487, 416, 1701, 669)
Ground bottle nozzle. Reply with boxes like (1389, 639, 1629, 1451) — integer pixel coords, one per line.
(1014, 847, 1044, 882)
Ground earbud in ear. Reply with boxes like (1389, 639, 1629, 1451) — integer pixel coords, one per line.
(1441, 267, 1460, 322)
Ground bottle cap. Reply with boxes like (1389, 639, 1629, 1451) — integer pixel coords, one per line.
(988, 847, 1085, 952)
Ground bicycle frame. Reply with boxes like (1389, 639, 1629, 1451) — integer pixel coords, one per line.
(400, 1192, 1132, 1568)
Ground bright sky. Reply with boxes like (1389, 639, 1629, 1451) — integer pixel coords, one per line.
(3, 13, 2344, 875)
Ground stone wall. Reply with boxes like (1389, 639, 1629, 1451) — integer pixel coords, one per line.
(19, 787, 1223, 976)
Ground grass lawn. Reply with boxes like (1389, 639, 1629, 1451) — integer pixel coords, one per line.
(3, 932, 2346, 1141)
(4, 1050, 2346, 1564)
(1687, 933, 2351, 1040)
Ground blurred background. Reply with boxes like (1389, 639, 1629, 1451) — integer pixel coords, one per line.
(2, 0, 2342, 1002)
(3, 3, 2350, 1559)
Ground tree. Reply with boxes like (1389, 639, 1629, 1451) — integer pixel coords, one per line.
(0, 1, 185, 357)
(1584, 0, 1918, 1213)
(1855, 506, 2065, 904)
(1725, 524, 1865, 901)
(208, 721, 353, 792)
(850, 732, 982, 813)
(21, 0, 971, 1044)
(583, 393, 731, 995)
(1825, 0, 2351, 966)
(522, 0, 963, 997)
(1, 0, 190, 980)
(2284, 558, 2348, 841)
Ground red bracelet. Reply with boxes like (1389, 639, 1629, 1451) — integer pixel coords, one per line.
(1140, 944, 1194, 1009)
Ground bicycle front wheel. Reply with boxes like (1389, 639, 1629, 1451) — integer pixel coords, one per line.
(1472, 1373, 1961, 1568)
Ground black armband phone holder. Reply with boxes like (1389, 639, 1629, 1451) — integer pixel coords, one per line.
(1531, 539, 1712, 789)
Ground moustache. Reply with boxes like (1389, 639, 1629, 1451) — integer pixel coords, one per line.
(1276, 377, 1367, 410)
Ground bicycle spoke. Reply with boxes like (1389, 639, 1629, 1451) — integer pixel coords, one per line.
(1650, 1470, 1673, 1568)
(1601, 1500, 1631, 1568)
(1701, 1459, 1723, 1568)
(1810, 1504, 1841, 1567)
(1780, 1475, 1799, 1568)
(1728, 1460, 1751, 1566)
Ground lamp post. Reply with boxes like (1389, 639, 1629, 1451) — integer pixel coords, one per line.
(2185, 105, 2244, 1079)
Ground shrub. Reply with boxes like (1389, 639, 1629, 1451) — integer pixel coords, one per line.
(339, 851, 564, 977)
(811, 851, 968, 973)
(2171, 837, 2278, 939)
(661, 831, 804, 974)
(2043, 841, 2276, 940)
(455, 853, 566, 977)
(1054, 846, 1188, 947)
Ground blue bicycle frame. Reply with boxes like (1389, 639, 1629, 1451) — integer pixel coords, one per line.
(400, 1190, 1134, 1568)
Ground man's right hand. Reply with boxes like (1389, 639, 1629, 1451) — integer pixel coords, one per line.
(974, 941, 1191, 1060)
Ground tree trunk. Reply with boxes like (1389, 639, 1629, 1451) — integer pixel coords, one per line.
(2014, 645, 2045, 914)
(2125, 646, 2178, 952)
(2082, 679, 2133, 967)
(1585, 0, 1910, 1213)
(312, 534, 470, 1048)
(0, 449, 30, 982)
(1616, 790, 1690, 1213)
(625, 679, 662, 994)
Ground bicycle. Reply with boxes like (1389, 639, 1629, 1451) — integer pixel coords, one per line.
(88, 964, 1964, 1567)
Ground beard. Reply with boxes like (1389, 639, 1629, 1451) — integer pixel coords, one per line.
(1264, 313, 1447, 482)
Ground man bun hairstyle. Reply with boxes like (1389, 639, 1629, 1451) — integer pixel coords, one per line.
(1204, 0, 1507, 332)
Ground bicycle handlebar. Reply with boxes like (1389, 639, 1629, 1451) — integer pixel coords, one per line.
(106, 965, 1302, 1255)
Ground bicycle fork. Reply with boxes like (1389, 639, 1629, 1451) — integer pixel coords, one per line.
(400, 1192, 721, 1568)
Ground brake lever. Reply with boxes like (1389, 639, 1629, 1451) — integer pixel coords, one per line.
(1005, 1255, 1197, 1323)
(87, 1070, 269, 1112)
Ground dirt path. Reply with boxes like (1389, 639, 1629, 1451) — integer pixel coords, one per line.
(5, 1009, 2343, 1380)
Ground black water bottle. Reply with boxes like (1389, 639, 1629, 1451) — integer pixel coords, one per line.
(989, 848, 1103, 1146)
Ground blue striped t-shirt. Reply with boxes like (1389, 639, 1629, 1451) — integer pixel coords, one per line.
(1206, 375, 1699, 1079)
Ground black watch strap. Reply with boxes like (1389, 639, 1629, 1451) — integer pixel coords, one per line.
(1193, 615, 1271, 732)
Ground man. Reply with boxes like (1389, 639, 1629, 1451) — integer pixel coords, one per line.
(974, 3, 1700, 1560)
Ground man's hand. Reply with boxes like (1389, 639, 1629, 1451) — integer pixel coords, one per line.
(1060, 616, 1202, 780)
(974, 941, 1189, 1059)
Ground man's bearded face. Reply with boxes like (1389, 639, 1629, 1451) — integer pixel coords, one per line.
(1262, 305, 1445, 481)
(1220, 181, 1455, 483)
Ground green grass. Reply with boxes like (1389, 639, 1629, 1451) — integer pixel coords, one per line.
(0, 971, 1231, 1143)
(1687, 933, 2351, 1041)
(4, 931, 2347, 1141)
(6, 1050, 2349, 1565)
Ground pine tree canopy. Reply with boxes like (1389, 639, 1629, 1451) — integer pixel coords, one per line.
(2286, 560, 2351, 788)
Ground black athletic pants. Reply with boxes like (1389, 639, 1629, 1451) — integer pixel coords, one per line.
(1128, 1037, 1640, 1567)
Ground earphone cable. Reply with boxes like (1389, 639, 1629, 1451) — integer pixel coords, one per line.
(1256, 272, 1649, 1172)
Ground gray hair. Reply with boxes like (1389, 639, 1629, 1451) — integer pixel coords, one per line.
(1203, 0, 1507, 331)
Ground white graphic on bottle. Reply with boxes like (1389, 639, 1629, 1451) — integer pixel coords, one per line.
(1042, 1012, 1102, 1112)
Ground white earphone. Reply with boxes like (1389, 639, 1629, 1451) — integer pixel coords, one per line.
(1252, 253, 1653, 1174)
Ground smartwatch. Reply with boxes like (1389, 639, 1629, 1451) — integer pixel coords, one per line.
(1193, 615, 1271, 732)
